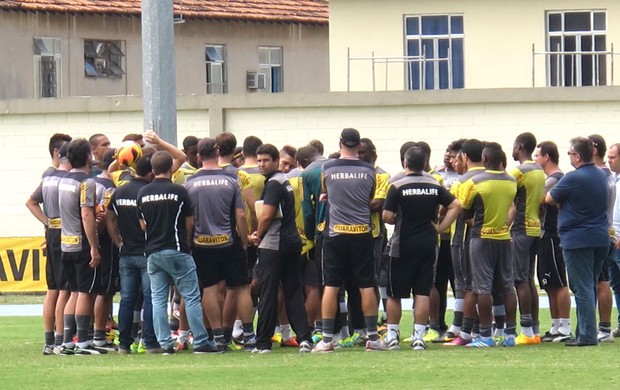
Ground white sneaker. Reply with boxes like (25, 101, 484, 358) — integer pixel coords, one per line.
(299, 340, 313, 353)
(311, 340, 334, 353)
(365, 339, 387, 351)
(411, 339, 428, 350)
(598, 331, 614, 343)
(386, 338, 400, 351)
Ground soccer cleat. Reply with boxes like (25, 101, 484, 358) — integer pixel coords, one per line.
(74, 345, 105, 355)
(597, 331, 614, 343)
(250, 348, 272, 354)
(194, 342, 224, 354)
(311, 340, 335, 353)
(443, 336, 471, 346)
(433, 331, 457, 343)
(162, 346, 176, 355)
(541, 331, 557, 342)
(244, 337, 257, 352)
(93, 343, 118, 352)
(271, 332, 283, 343)
(311, 331, 323, 344)
(515, 334, 541, 345)
(551, 332, 573, 343)
(176, 341, 190, 352)
(365, 339, 387, 351)
(496, 336, 516, 347)
(423, 329, 440, 342)
(411, 339, 427, 351)
(299, 340, 313, 353)
(386, 338, 400, 351)
(117, 347, 131, 355)
(466, 337, 495, 348)
(53, 345, 74, 355)
(377, 325, 388, 337)
(281, 338, 300, 348)
(43, 345, 54, 355)
(227, 342, 243, 351)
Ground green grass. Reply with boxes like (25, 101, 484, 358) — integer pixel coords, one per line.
(2, 312, 620, 389)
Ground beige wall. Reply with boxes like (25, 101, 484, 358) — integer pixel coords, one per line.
(330, 0, 620, 91)
(0, 11, 329, 99)
(3, 87, 620, 238)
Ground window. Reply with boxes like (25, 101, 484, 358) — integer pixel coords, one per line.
(34, 37, 61, 98)
(84, 40, 125, 78)
(205, 44, 227, 94)
(547, 11, 607, 86)
(404, 15, 464, 90)
(259, 46, 283, 92)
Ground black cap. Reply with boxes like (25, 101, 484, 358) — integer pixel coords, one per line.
(58, 142, 69, 161)
(340, 128, 360, 148)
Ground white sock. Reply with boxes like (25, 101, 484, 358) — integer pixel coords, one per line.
(521, 326, 534, 337)
(232, 320, 243, 338)
(559, 318, 571, 335)
(281, 324, 292, 340)
(340, 325, 350, 339)
(493, 327, 505, 338)
(178, 330, 190, 343)
(414, 324, 426, 341)
(274, 325, 281, 335)
(550, 318, 560, 334)
(387, 324, 400, 341)
(448, 325, 461, 335)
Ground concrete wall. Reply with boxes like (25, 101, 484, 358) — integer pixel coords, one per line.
(330, 0, 620, 91)
(0, 11, 329, 99)
(3, 87, 620, 237)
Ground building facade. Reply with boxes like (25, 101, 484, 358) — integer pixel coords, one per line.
(330, 0, 620, 91)
(0, 0, 329, 99)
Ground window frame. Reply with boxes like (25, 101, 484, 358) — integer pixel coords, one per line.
(546, 10, 607, 87)
(258, 46, 283, 93)
(33, 37, 61, 98)
(205, 44, 227, 94)
(403, 14, 464, 91)
(83, 40, 126, 79)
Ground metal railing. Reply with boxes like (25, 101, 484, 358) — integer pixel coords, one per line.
(532, 43, 618, 87)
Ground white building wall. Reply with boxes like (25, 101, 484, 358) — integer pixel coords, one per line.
(330, 0, 620, 91)
(2, 88, 620, 237)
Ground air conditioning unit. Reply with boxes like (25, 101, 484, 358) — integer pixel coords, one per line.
(247, 72, 266, 89)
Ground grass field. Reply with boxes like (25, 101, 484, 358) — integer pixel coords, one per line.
(2, 310, 620, 389)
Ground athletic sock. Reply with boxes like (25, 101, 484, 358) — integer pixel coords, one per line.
(533, 321, 540, 336)
(178, 329, 190, 343)
(213, 328, 225, 345)
(45, 331, 54, 346)
(206, 328, 214, 341)
(599, 321, 612, 334)
(520, 314, 534, 337)
(413, 324, 426, 341)
(479, 324, 492, 338)
(550, 318, 560, 334)
(429, 320, 441, 332)
(75, 315, 91, 344)
(224, 327, 233, 343)
(63, 315, 76, 345)
(93, 329, 107, 346)
(232, 319, 243, 339)
(364, 315, 379, 341)
(340, 325, 350, 339)
(322, 318, 335, 342)
(559, 318, 571, 335)
(461, 317, 474, 340)
(505, 322, 517, 336)
(54, 333, 63, 346)
(242, 322, 255, 343)
(387, 324, 400, 341)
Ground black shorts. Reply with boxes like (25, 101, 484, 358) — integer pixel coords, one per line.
(96, 234, 120, 295)
(387, 243, 436, 298)
(62, 249, 97, 294)
(512, 234, 539, 282)
(322, 234, 375, 289)
(193, 243, 250, 288)
(45, 228, 67, 290)
(469, 238, 514, 295)
(598, 242, 615, 282)
(302, 249, 321, 287)
(536, 237, 567, 290)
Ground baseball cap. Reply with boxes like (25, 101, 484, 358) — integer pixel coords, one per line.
(340, 128, 360, 148)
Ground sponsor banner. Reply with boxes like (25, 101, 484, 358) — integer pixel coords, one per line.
(0, 237, 47, 292)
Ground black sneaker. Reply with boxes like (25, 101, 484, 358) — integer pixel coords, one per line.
(541, 331, 558, 342)
(194, 342, 223, 354)
(74, 345, 104, 355)
(93, 343, 118, 352)
(53, 345, 74, 355)
(43, 345, 54, 355)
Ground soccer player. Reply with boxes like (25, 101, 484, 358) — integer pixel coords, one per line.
(172, 135, 199, 184)
(107, 154, 160, 354)
(546, 137, 609, 346)
(185, 138, 256, 350)
(588, 134, 617, 342)
(533, 141, 572, 342)
(313, 128, 386, 352)
(510, 132, 546, 345)
(137, 151, 219, 354)
(458, 142, 518, 348)
(250, 144, 313, 353)
(26, 134, 72, 354)
(383, 146, 461, 350)
(57, 138, 102, 355)
(89, 133, 111, 177)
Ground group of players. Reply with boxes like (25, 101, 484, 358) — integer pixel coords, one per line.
(26, 127, 620, 355)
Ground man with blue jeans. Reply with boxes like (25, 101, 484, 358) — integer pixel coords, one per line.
(107, 155, 159, 353)
(607, 143, 620, 335)
(137, 150, 219, 354)
(546, 137, 609, 346)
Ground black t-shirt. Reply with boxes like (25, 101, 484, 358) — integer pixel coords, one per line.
(137, 178, 193, 256)
(384, 172, 455, 257)
(259, 171, 301, 250)
(109, 177, 149, 256)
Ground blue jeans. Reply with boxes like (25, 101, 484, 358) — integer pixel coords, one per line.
(612, 248, 620, 325)
(147, 249, 209, 349)
(118, 255, 158, 350)
(563, 246, 607, 344)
